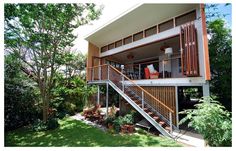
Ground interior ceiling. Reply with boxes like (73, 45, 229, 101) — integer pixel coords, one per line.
(106, 36, 180, 64)
(85, 4, 198, 47)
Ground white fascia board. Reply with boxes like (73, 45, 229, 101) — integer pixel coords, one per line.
(84, 4, 143, 41)
(124, 77, 207, 86)
(100, 26, 180, 57)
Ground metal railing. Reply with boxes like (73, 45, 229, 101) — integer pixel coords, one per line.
(123, 55, 183, 80)
(87, 64, 174, 132)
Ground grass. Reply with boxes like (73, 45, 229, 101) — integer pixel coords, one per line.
(5, 117, 182, 147)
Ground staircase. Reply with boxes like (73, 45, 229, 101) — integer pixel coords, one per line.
(87, 64, 175, 138)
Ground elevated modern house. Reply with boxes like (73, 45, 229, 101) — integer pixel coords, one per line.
(85, 4, 210, 137)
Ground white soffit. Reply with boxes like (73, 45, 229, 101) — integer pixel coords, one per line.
(85, 3, 198, 47)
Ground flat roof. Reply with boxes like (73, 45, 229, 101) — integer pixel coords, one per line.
(85, 4, 199, 48)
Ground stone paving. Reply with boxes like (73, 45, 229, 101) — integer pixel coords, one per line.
(71, 113, 107, 132)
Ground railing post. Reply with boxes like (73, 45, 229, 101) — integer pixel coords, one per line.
(107, 65, 109, 80)
(121, 65, 125, 92)
(142, 91, 144, 109)
(169, 112, 173, 133)
(106, 83, 109, 117)
(139, 64, 141, 79)
(92, 67, 94, 81)
(97, 85, 100, 105)
(99, 66, 101, 80)
(122, 75, 124, 92)
(162, 60, 165, 78)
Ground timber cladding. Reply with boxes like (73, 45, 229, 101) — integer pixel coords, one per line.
(141, 86, 177, 126)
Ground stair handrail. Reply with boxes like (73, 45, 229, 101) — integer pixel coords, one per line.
(108, 65, 174, 113)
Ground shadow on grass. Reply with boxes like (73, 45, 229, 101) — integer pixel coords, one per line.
(5, 118, 181, 147)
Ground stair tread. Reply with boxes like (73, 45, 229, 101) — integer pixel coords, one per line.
(153, 116, 160, 120)
(159, 121, 165, 126)
(147, 111, 154, 115)
(164, 126, 171, 131)
(130, 96, 139, 99)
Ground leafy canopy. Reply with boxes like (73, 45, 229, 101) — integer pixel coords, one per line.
(4, 3, 102, 121)
(207, 19, 232, 111)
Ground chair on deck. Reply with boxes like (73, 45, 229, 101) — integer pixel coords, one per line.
(144, 64, 159, 79)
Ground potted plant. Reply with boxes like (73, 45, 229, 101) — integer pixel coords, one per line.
(121, 114, 135, 133)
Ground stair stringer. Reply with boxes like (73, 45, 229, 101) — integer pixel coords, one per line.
(107, 80, 172, 138)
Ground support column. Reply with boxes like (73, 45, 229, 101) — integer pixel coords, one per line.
(175, 86, 179, 129)
(106, 83, 109, 117)
(118, 95, 121, 115)
(203, 81, 210, 97)
(97, 85, 100, 105)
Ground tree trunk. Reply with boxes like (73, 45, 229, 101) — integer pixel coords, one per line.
(40, 78, 49, 122)
(42, 92, 48, 122)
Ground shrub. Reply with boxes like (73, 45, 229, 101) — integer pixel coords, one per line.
(108, 104, 117, 118)
(113, 113, 134, 133)
(5, 54, 40, 131)
(105, 116, 115, 125)
(32, 118, 59, 131)
(47, 118, 59, 130)
(122, 114, 134, 125)
(113, 116, 123, 133)
(51, 75, 97, 116)
(179, 97, 232, 146)
(64, 102, 77, 115)
(32, 119, 47, 131)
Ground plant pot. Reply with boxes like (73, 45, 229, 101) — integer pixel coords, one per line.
(127, 125, 135, 133)
(121, 124, 134, 133)
(121, 126, 127, 133)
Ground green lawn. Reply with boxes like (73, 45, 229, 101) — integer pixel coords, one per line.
(5, 117, 182, 147)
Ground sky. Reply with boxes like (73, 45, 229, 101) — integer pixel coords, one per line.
(73, 3, 232, 55)
(72, 2, 138, 54)
(205, 4, 232, 26)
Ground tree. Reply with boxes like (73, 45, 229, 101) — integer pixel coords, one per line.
(61, 51, 86, 80)
(207, 19, 232, 111)
(5, 54, 39, 130)
(4, 4, 102, 121)
(204, 4, 232, 111)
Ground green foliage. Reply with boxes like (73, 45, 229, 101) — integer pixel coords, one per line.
(4, 54, 40, 131)
(113, 117, 122, 133)
(179, 97, 232, 146)
(207, 19, 232, 111)
(32, 118, 59, 131)
(32, 119, 47, 132)
(46, 118, 59, 130)
(63, 102, 77, 115)
(62, 51, 87, 80)
(51, 75, 97, 116)
(4, 3, 102, 121)
(183, 87, 202, 99)
(112, 114, 134, 133)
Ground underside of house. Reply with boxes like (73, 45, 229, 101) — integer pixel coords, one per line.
(85, 4, 210, 138)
